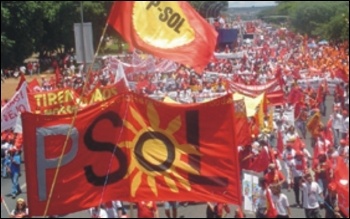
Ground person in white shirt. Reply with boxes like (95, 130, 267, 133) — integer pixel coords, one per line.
(300, 172, 323, 218)
(338, 139, 349, 157)
(340, 110, 349, 139)
(272, 185, 291, 218)
(104, 201, 125, 218)
(255, 177, 271, 218)
(89, 206, 108, 218)
(331, 107, 343, 147)
(289, 151, 306, 207)
(282, 143, 296, 189)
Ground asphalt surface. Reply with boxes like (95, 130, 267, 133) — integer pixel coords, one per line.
(1, 96, 335, 218)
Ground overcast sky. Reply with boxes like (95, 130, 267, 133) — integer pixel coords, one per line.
(229, 1, 277, 8)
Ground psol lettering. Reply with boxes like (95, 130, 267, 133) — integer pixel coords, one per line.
(146, 1, 185, 34)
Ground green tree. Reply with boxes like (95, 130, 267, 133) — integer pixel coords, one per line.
(189, 1, 228, 18)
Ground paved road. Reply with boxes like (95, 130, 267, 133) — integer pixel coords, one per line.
(1, 96, 335, 218)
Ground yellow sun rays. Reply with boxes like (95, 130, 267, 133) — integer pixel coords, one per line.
(147, 103, 160, 128)
(120, 103, 201, 197)
(147, 176, 158, 196)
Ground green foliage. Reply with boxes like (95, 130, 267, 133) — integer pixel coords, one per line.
(1, 1, 113, 68)
(189, 1, 228, 18)
(259, 1, 349, 43)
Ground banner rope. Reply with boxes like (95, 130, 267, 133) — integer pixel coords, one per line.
(96, 99, 130, 214)
(42, 22, 109, 217)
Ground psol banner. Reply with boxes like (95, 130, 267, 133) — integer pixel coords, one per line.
(22, 92, 241, 216)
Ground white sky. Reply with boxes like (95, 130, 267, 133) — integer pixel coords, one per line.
(229, 1, 277, 8)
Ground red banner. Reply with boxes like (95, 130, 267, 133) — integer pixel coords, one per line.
(27, 82, 128, 115)
(108, 1, 217, 72)
(22, 93, 241, 216)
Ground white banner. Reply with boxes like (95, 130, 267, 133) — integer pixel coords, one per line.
(1, 82, 31, 132)
(297, 77, 342, 95)
(214, 52, 244, 59)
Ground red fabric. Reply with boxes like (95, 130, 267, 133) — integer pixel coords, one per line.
(27, 88, 79, 115)
(292, 137, 303, 152)
(22, 93, 241, 216)
(55, 67, 62, 85)
(335, 67, 349, 83)
(27, 78, 41, 93)
(250, 149, 269, 172)
(15, 73, 26, 91)
(266, 189, 278, 218)
(216, 203, 230, 217)
(334, 157, 349, 217)
(137, 202, 157, 218)
(313, 160, 332, 182)
(108, 2, 217, 72)
(234, 99, 251, 146)
(287, 86, 303, 104)
(239, 149, 253, 170)
(276, 131, 284, 156)
(264, 170, 285, 185)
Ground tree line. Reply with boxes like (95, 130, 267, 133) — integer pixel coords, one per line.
(258, 1, 349, 43)
(0, 1, 225, 68)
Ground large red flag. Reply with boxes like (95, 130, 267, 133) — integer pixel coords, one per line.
(22, 93, 241, 216)
(108, 1, 217, 72)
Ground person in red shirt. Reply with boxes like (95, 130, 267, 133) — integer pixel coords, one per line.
(136, 201, 159, 218)
(312, 153, 332, 196)
(264, 163, 285, 187)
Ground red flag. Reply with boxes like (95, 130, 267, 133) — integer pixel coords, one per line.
(266, 189, 278, 218)
(234, 99, 251, 146)
(292, 137, 303, 152)
(335, 67, 349, 83)
(250, 148, 269, 172)
(276, 130, 284, 156)
(55, 67, 62, 85)
(27, 78, 42, 93)
(108, 1, 217, 72)
(334, 157, 349, 187)
(287, 86, 303, 104)
(334, 157, 349, 217)
(22, 93, 241, 216)
(15, 72, 26, 91)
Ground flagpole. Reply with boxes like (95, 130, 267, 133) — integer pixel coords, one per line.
(80, 1, 86, 71)
(42, 15, 109, 219)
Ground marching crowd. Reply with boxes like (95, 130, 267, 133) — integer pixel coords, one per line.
(1, 18, 349, 218)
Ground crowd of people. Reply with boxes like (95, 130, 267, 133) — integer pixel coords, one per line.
(1, 17, 349, 218)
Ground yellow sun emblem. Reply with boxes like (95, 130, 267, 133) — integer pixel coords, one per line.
(120, 103, 201, 197)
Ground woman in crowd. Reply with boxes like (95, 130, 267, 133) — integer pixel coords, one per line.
(10, 198, 29, 218)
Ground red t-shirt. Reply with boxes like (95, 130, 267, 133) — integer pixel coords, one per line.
(264, 170, 285, 185)
(137, 201, 157, 218)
